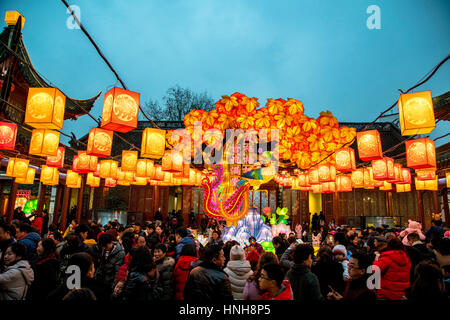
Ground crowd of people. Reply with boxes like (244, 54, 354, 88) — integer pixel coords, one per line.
(0, 207, 449, 302)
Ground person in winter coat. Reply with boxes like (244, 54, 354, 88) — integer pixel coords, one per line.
(115, 253, 132, 285)
(95, 233, 125, 289)
(175, 227, 196, 260)
(405, 232, 435, 283)
(224, 245, 253, 300)
(243, 251, 279, 300)
(173, 244, 198, 300)
(332, 244, 350, 280)
(17, 223, 41, 262)
(31, 212, 43, 234)
(0, 223, 16, 273)
(153, 243, 175, 300)
(28, 239, 59, 300)
(425, 219, 445, 244)
(373, 238, 411, 300)
(405, 260, 448, 302)
(259, 263, 293, 300)
(0, 242, 34, 300)
(312, 245, 345, 296)
(207, 230, 223, 247)
(183, 244, 233, 302)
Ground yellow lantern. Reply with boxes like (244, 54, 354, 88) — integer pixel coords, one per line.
(29, 129, 60, 156)
(66, 170, 81, 188)
(118, 180, 131, 186)
(162, 151, 183, 173)
(363, 167, 374, 189)
(351, 169, 364, 188)
(5, 11, 25, 29)
(15, 168, 35, 184)
(122, 150, 138, 171)
(136, 159, 155, 178)
(396, 184, 411, 193)
(99, 160, 118, 179)
(132, 176, 148, 186)
(86, 172, 100, 187)
(415, 177, 438, 191)
(447, 172, 450, 188)
(379, 181, 392, 191)
(40, 165, 59, 185)
(141, 128, 166, 159)
(398, 90, 435, 135)
(6, 158, 29, 178)
(25, 88, 65, 129)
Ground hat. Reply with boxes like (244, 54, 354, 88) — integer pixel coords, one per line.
(332, 244, 347, 257)
(230, 245, 245, 260)
(375, 236, 387, 243)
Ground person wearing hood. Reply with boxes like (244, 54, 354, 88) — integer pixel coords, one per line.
(224, 245, 253, 300)
(95, 233, 125, 289)
(173, 244, 198, 300)
(0, 242, 34, 300)
(175, 227, 196, 260)
(153, 243, 175, 300)
(17, 223, 41, 262)
(373, 237, 411, 300)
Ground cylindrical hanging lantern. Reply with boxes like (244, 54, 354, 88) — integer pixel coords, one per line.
(336, 175, 352, 192)
(351, 169, 364, 188)
(25, 87, 65, 129)
(122, 150, 138, 171)
(335, 147, 356, 172)
(318, 164, 336, 183)
(406, 138, 436, 169)
(162, 151, 183, 173)
(87, 128, 113, 158)
(416, 169, 436, 181)
(29, 129, 60, 156)
(15, 167, 36, 185)
(101, 87, 139, 133)
(136, 159, 155, 178)
(0, 122, 17, 150)
(46, 146, 65, 168)
(6, 158, 29, 178)
(396, 184, 411, 193)
(398, 90, 435, 136)
(86, 172, 100, 187)
(356, 130, 383, 161)
(141, 128, 166, 159)
(99, 160, 118, 179)
(372, 157, 395, 181)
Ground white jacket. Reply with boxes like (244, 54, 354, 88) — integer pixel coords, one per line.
(0, 260, 34, 300)
(224, 259, 253, 300)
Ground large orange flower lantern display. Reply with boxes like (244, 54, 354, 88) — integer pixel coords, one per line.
(356, 130, 383, 161)
(101, 87, 139, 133)
(398, 91, 435, 136)
(0, 122, 17, 150)
(405, 138, 436, 169)
(87, 128, 113, 158)
(25, 88, 65, 129)
(29, 129, 60, 157)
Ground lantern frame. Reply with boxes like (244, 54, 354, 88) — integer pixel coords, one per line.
(25, 87, 65, 129)
(29, 129, 60, 157)
(398, 90, 435, 136)
(101, 87, 140, 133)
(86, 128, 113, 158)
(356, 130, 383, 161)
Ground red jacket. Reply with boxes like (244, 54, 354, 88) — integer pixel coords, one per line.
(245, 247, 261, 263)
(173, 255, 198, 300)
(260, 280, 293, 300)
(373, 250, 411, 300)
(115, 254, 132, 284)
(32, 217, 43, 233)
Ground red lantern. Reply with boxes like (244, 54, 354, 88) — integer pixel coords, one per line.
(351, 169, 364, 188)
(372, 157, 395, 181)
(356, 130, 383, 161)
(405, 138, 436, 169)
(321, 181, 336, 193)
(101, 87, 139, 133)
(318, 164, 336, 183)
(397, 168, 411, 184)
(87, 128, 113, 158)
(416, 169, 436, 181)
(0, 122, 17, 150)
(335, 147, 356, 172)
(105, 178, 117, 187)
(46, 147, 65, 168)
(73, 151, 98, 173)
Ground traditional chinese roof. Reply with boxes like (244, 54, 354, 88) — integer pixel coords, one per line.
(433, 91, 450, 121)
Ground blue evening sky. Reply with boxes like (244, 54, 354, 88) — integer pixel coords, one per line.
(1, 0, 449, 146)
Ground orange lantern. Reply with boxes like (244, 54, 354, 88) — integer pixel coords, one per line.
(380, 181, 392, 191)
(398, 90, 435, 136)
(66, 170, 81, 188)
(416, 169, 436, 181)
(25, 87, 65, 129)
(336, 175, 352, 192)
(298, 173, 308, 187)
(162, 151, 183, 173)
(356, 130, 383, 161)
(372, 178, 384, 188)
(372, 157, 395, 181)
(446, 172, 449, 188)
(105, 178, 117, 188)
(86, 172, 100, 187)
(15, 168, 35, 185)
(363, 168, 374, 189)
(73, 151, 98, 173)
(318, 164, 336, 183)
(99, 160, 119, 179)
(29, 129, 60, 156)
(406, 138, 436, 169)
(308, 168, 319, 185)
(335, 147, 356, 172)
(101, 87, 139, 133)
(6, 158, 29, 178)
(87, 128, 113, 158)
(93, 163, 101, 177)
(122, 150, 138, 171)
(40, 165, 59, 185)
(397, 168, 412, 184)
(141, 128, 166, 159)
(386, 163, 402, 183)
(351, 169, 364, 188)
(0, 122, 17, 150)
(118, 180, 131, 186)
(153, 165, 165, 181)
(46, 147, 65, 168)
(396, 184, 411, 193)
(312, 184, 322, 193)
(132, 176, 148, 186)
(322, 182, 336, 193)
(136, 159, 155, 178)
(117, 168, 134, 182)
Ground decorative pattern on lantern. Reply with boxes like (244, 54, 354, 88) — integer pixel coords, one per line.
(136, 159, 155, 178)
(321, 182, 336, 193)
(141, 128, 166, 159)
(397, 168, 412, 184)
(153, 165, 165, 181)
(357, 130, 382, 161)
(372, 157, 394, 181)
(6, 158, 29, 178)
(41, 165, 59, 185)
(101, 87, 139, 133)
(318, 164, 336, 183)
(86, 128, 113, 158)
(363, 168, 374, 189)
(66, 170, 81, 188)
(86, 172, 100, 187)
(335, 147, 356, 172)
(416, 169, 436, 181)
(312, 184, 322, 193)
(406, 138, 436, 169)
(308, 168, 319, 185)
(117, 168, 134, 182)
(122, 151, 138, 171)
(73, 151, 98, 173)
(105, 178, 117, 188)
(25, 88, 65, 129)
(46, 147, 65, 168)
(388, 163, 402, 183)
(0, 122, 17, 150)
(29, 129, 60, 156)
(336, 175, 352, 192)
(162, 151, 183, 173)
(351, 169, 364, 188)
(396, 184, 411, 193)
(15, 168, 35, 184)
(398, 91, 435, 136)
(99, 160, 118, 179)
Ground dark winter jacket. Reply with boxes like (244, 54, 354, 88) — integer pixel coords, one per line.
(425, 226, 445, 243)
(123, 272, 163, 301)
(286, 264, 324, 301)
(183, 261, 233, 302)
(173, 255, 198, 300)
(47, 277, 111, 301)
(175, 236, 196, 260)
(343, 276, 376, 301)
(312, 258, 345, 295)
(405, 242, 435, 283)
(95, 242, 125, 289)
(155, 256, 175, 300)
(28, 254, 59, 300)
(19, 232, 41, 261)
(146, 231, 161, 250)
(373, 249, 411, 300)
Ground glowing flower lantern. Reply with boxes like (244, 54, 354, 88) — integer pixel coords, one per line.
(372, 157, 395, 181)
(336, 175, 352, 192)
(335, 147, 356, 172)
(141, 128, 166, 159)
(379, 181, 392, 191)
(153, 165, 165, 181)
(29, 129, 60, 156)
(397, 168, 412, 184)
(136, 159, 155, 178)
(406, 138, 436, 169)
(318, 163, 336, 183)
(99, 160, 118, 179)
(87, 128, 113, 158)
(46, 147, 65, 168)
(356, 130, 383, 161)
(15, 168, 35, 185)
(416, 169, 436, 181)
(6, 158, 29, 178)
(101, 87, 139, 133)
(396, 184, 411, 193)
(105, 178, 117, 188)
(363, 168, 374, 189)
(308, 168, 319, 185)
(66, 170, 81, 188)
(40, 165, 59, 185)
(86, 173, 100, 187)
(0, 122, 17, 150)
(162, 151, 183, 173)
(321, 182, 336, 193)
(122, 150, 138, 171)
(398, 91, 435, 135)
(25, 88, 65, 129)
(351, 169, 364, 188)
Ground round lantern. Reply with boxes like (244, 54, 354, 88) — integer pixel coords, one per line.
(141, 128, 166, 159)
(87, 128, 113, 158)
(101, 87, 139, 133)
(25, 87, 65, 129)
(122, 150, 138, 171)
(29, 129, 60, 156)
(406, 138, 436, 169)
(335, 147, 356, 172)
(6, 158, 29, 178)
(0, 122, 17, 150)
(356, 130, 383, 161)
(398, 90, 435, 136)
